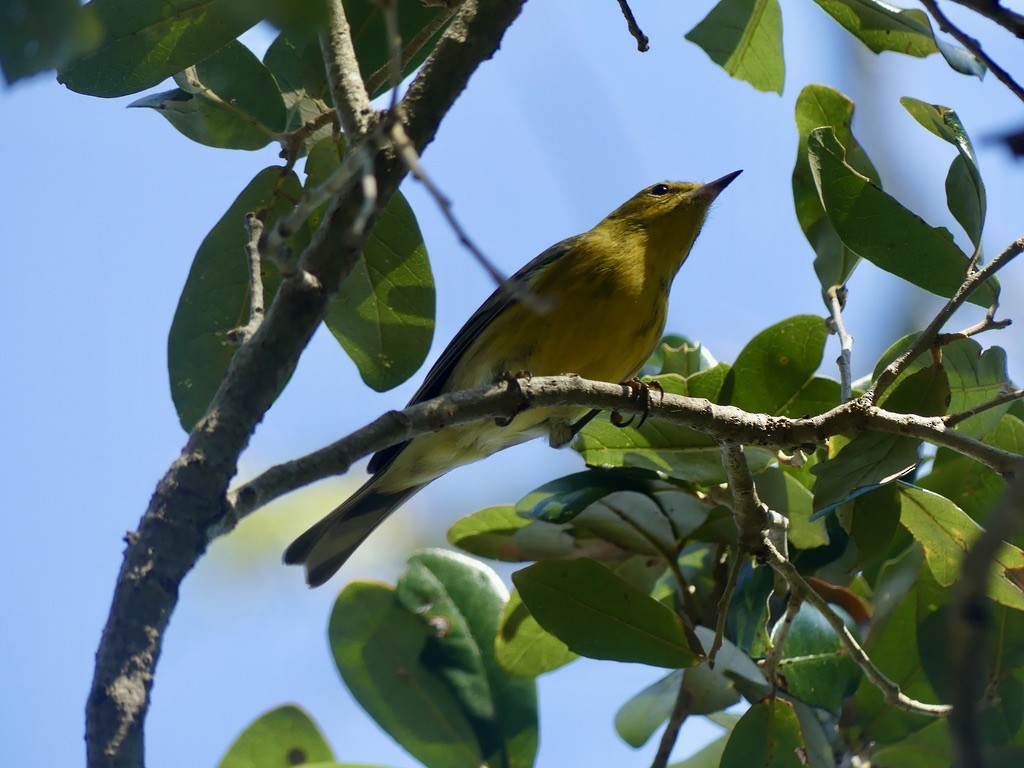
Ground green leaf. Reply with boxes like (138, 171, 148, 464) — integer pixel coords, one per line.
(811, 365, 949, 513)
(344, 0, 453, 98)
(720, 699, 806, 768)
(0, 0, 101, 84)
(898, 484, 1024, 610)
(616, 626, 765, 749)
(792, 84, 880, 292)
(515, 468, 659, 524)
(685, 0, 784, 94)
(918, 449, 1004, 524)
(494, 588, 577, 677)
(776, 603, 862, 714)
(808, 127, 996, 307)
(447, 506, 531, 562)
(941, 339, 1009, 438)
(218, 705, 334, 768)
(645, 335, 718, 377)
(58, 0, 262, 98)
(853, 579, 941, 743)
(755, 467, 829, 549)
(322, 182, 435, 391)
(168, 167, 300, 431)
(512, 559, 700, 668)
(264, 29, 333, 146)
(128, 40, 285, 151)
(725, 315, 833, 417)
(901, 97, 986, 249)
(576, 374, 774, 483)
(810, 0, 937, 56)
(394, 550, 538, 768)
(870, 719, 952, 768)
(847, 484, 902, 565)
(329, 581, 483, 768)
(727, 563, 774, 655)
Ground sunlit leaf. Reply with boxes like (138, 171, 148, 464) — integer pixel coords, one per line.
(808, 127, 996, 306)
(685, 0, 784, 94)
(494, 588, 577, 677)
(218, 705, 334, 768)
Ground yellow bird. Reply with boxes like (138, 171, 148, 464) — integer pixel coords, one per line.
(285, 172, 741, 585)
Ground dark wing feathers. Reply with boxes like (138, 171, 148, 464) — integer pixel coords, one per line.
(366, 237, 575, 475)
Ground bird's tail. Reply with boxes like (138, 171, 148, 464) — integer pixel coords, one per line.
(283, 477, 423, 587)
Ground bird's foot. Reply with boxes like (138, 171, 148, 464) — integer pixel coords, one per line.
(550, 408, 601, 448)
(494, 370, 532, 427)
(610, 378, 664, 429)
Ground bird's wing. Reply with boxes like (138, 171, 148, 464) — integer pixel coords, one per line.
(366, 236, 576, 475)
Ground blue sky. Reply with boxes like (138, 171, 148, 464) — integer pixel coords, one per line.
(2, 2, 1022, 767)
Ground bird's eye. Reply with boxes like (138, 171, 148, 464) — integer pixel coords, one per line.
(649, 183, 670, 196)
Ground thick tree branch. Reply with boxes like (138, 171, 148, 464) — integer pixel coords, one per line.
(226, 213, 265, 344)
(949, 476, 1024, 768)
(85, 3, 527, 767)
(869, 237, 1023, 403)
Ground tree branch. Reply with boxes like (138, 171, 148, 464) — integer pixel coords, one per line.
(616, 0, 650, 52)
(224, 374, 1024, 529)
(764, 539, 952, 717)
(945, 388, 1024, 428)
(226, 213, 266, 344)
(868, 236, 1023, 404)
(85, 3, 527, 766)
(949, 0, 1024, 39)
(321, 0, 373, 138)
(921, 0, 1024, 104)
(826, 285, 854, 402)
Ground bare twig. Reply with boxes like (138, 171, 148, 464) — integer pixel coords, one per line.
(651, 677, 690, 768)
(934, 314, 1012, 346)
(868, 236, 1023, 403)
(949, 0, 1024, 39)
(764, 538, 952, 717)
(616, 0, 650, 51)
(321, 0, 374, 138)
(949, 475, 1024, 768)
(921, 0, 1024, 104)
(708, 550, 743, 669)
(945, 388, 1024, 427)
(227, 213, 266, 344)
(826, 285, 854, 403)
(364, 3, 457, 97)
(764, 593, 803, 690)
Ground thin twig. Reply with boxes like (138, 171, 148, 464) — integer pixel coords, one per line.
(935, 315, 1012, 346)
(949, 475, 1024, 768)
(321, 0, 374, 138)
(388, 119, 550, 312)
(826, 286, 854, 403)
(227, 214, 266, 344)
(616, 0, 650, 51)
(764, 538, 952, 717)
(708, 550, 743, 669)
(364, 3, 457, 97)
(921, 0, 1024, 104)
(869, 236, 1023, 404)
(764, 593, 803, 691)
(651, 677, 690, 768)
(946, 388, 1024, 427)
(950, 0, 1024, 39)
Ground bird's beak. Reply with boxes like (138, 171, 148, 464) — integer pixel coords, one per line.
(692, 169, 743, 201)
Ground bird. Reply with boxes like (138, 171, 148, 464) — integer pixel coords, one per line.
(285, 171, 742, 586)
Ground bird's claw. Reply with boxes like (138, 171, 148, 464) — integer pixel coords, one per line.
(494, 370, 532, 427)
(610, 378, 663, 429)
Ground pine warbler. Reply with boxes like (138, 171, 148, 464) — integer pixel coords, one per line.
(286, 172, 741, 585)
